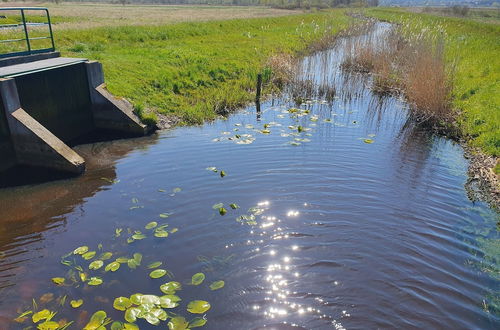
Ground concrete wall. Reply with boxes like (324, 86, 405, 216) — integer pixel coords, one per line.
(14, 63, 94, 143)
(0, 101, 16, 171)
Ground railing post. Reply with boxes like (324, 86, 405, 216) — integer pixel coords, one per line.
(45, 9, 55, 51)
(20, 9, 31, 54)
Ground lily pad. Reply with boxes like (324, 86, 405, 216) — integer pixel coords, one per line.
(113, 297, 132, 311)
(219, 207, 227, 216)
(212, 203, 223, 210)
(147, 261, 162, 269)
(124, 307, 141, 323)
(154, 230, 169, 238)
(89, 260, 103, 270)
(51, 277, 65, 285)
(88, 277, 103, 286)
(105, 261, 120, 272)
(150, 269, 167, 279)
(363, 138, 374, 144)
(229, 203, 239, 209)
(209, 280, 225, 291)
(99, 252, 113, 260)
(189, 317, 207, 328)
(168, 316, 189, 330)
(70, 299, 83, 308)
(160, 281, 182, 294)
(160, 295, 181, 308)
(32, 309, 51, 323)
(73, 246, 89, 255)
(187, 300, 211, 314)
(132, 233, 146, 240)
(145, 221, 158, 229)
(220, 170, 226, 178)
(83, 310, 110, 330)
(191, 272, 205, 285)
(82, 251, 96, 260)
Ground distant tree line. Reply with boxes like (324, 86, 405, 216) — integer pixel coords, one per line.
(56, 0, 379, 8)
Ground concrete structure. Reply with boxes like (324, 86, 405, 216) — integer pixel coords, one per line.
(0, 54, 149, 176)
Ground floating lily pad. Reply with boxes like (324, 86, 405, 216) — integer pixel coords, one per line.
(51, 277, 65, 285)
(70, 299, 83, 308)
(187, 300, 211, 314)
(145, 222, 158, 229)
(82, 251, 96, 260)
(168, 316, 189, 330)
(363, 138, 374, 144)
(105, 261, 120, 272)
(229, 203, 239, 209)
(89, 260, 103, 270)
(212, 203, 223, 210)
(124, 307, 141, 323)
(130, 294, 143, 305)
(83, 310, 109, 330)
(159, 213, 170, 218)
(73, 246, 89, 255)
(220, 170, 226, 178)
(160, 295, 181, 308)
(154, 230, 169, 238)
(38, 320, 59, 329)
(113, 297, 132, 311)
(160, 281, 182, 294)
(209, 280, 225, 291)
(150, 269, 167, 279)
(191, 273, 205, 285)
(219, 207, 227, 216)
(99, 252, 113, 260)
(147, 261, 162, 269)
(189, 317, 207, 328)
(87, 277, 103, 286)
(132, 233, 146, 240)
(32, 309, 51, 323)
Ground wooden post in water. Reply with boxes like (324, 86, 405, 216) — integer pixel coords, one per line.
(255, 73, 262, 120)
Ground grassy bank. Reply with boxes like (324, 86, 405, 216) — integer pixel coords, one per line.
(52, 10, 350, 124)
(366, 8, 499, 158)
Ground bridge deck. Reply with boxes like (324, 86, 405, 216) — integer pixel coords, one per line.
(0, 57, 87, 78)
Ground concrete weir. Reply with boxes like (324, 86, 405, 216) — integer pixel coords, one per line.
(0, 54, 149, 177)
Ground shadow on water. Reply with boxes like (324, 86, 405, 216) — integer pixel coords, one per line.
(0, 22, 498, 329)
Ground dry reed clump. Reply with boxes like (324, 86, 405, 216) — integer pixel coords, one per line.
(265, 53, 298, 89)
(341, 23, 454, 129)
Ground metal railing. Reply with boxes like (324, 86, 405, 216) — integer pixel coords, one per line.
(0, 7, 55, 58)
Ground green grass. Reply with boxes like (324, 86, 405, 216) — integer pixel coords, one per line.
(54, 11, 349, 125)
(367, 7, 500, 157)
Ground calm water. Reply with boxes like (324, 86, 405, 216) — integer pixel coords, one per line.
(0, 24, 499, 329)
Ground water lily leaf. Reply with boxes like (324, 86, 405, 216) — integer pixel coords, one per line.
(32, 309, 51, 323)
(83, 310, 109, 330)
(189, 317, 207, 328)
(168, 317, 189, 330)
(206, 166, 217, 172)
(150, 269, 167, 279)
(116, 257, 129, 263)
(87, 277, 103, 286)
(38, 320, 59, 329)
(89, 260, 103, 270)
(124, 307, 141, 323)
(154, 230, 169, 238)
(187, 300, 211, 314)
(145, 221, 158, 229)
(115, 228, 123, 237)
(129, 294, 143, 305)
(113, 297, 132, 311)
(209, 280, 225, 291)
(111, 321, 124, 330)
(73, 246, 89, 255)
(80, 272, 87, 282)
(99, 252, 113, 260)
(173, 187, 182, 193)
(363, 138, 374, 144)
(153, 308, 168, 321)
(219, 207, 227, 216)
(229, 203, 239, 209)
(159, 213, 170, 218)
(123, 323, 139, 330)
(128, 259, 139, 269)
(191, 273, 205, 285)
(70, 299, 83, 308)
(220, 170, 226, 177)
(260, 129, 271, 134)
(212, 203, 223, 209)
(141, 294, 161, 305)
(51, 277, 65, 285)
(170, 228, 178, 234)
(147, 261, 162, 269)
(132, 233, 146, 240)
(144, 313, 160, 325)
(105, 261, 120, 272)
(133, 253, 142, 264)
(82, 251, 96, 260)
(160, 281, 182, 294)
(160, 295, 181, 309)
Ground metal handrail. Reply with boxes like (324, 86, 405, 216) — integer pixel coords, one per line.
(0, 7, 55, 58)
